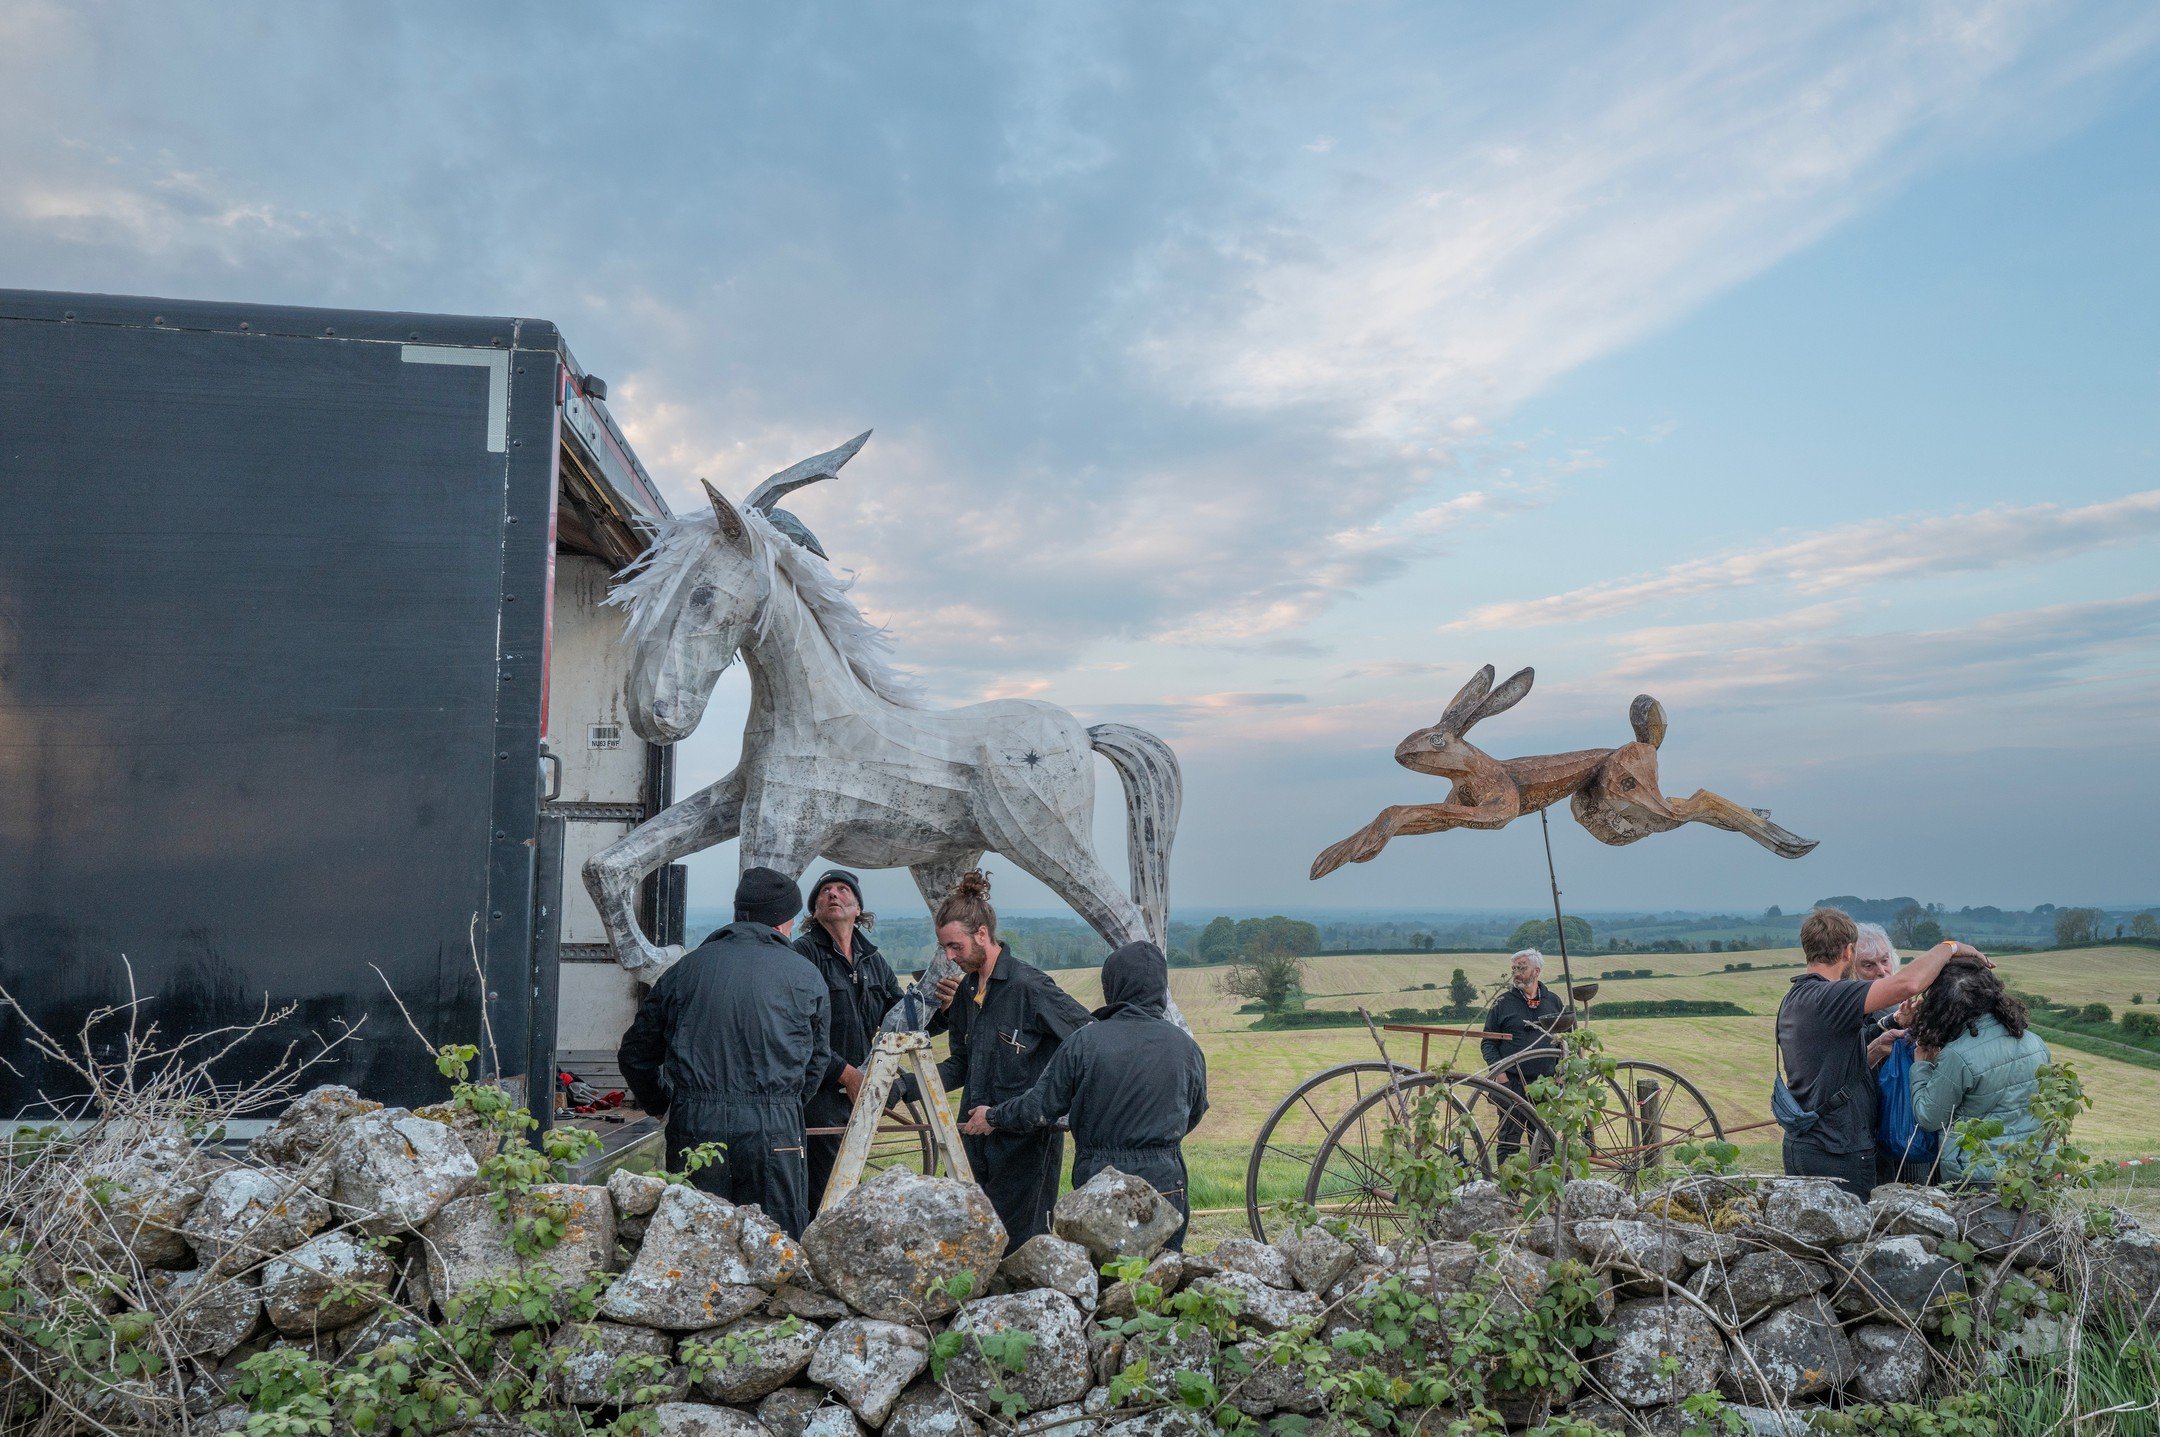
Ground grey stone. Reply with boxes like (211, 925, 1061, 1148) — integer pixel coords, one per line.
(1572, 1219, 1691, 1294)
(802, 1167, 1005, 1323)
(184, 1166, 332, 1274)
(756, 1388, 831, 1437)
(1116, 1324, 1216, 1400)
(1565, 1399, 1692, 1437)
(1185, 1269, 1324, 1333)
(685, 1315, 823, 1403)
(423, 1184, 618, 1327)
(549, 1321, 678, 1406)
(1590, 1296, 1724, 1408)
(249, 1085, 381, 1170)
(1849, 1324, 1930, 1403)
(603, 1184, 804, 1330)
(1724, 1408, 1819, 1437)
(1099, 1252, 1185, 1319)
(882, 1383, 983, 1437)
(260, 1231, 395, 1335)
(1755, 1178, 1871, 1254)
(1954, 1194, 2070, 1270)
(1988, 1311, 2075, 1372)
(1868, 1184, 1959, 1243)
(1276, 1224, 1355, 1295)
(806, 1317, 929, 1426)
(336, 1309, 427, 1362)
(1016, 1399, 1103, 1435)
(1052, 1167, 1181, 1265)
(799, 1409, 865, 1437)
(1829, 1236, 1967, 1329)
(769, 1282, 852, 1323)
(1686, 1249, 1831, 1326)
(1424, 1180, 1519, 1242)
(943, 1290, 1092, 1412)
(1557, 1178, 1640, 1224)
(328, 1108, 480, 1237)
(1723, 1294, 1853, 1403)
(1677, 1229, 1749, 1269)
(2088, 1224, 2160, 1324)
(66, 1123, 208, 1268)
(1001, 1234, 1099, 1311)
(147, 1268, 261, 1360)
(1225, 1337, 1320, 1417)
(1099, 1413, 1211, 1437)
(645, 1404, 770, 1437)
(412, 1101, 503, 1167)
(1190, 1237, 1294, 1289)
(610, 1167, 669, 1218)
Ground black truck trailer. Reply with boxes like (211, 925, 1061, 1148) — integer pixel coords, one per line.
(0, 289, 682, 1127)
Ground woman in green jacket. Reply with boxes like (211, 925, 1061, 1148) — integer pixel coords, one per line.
(1908, 959, 2051, 1184)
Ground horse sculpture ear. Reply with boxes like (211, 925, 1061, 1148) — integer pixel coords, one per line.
(746, 430, 872, 514)
(701, 479, 753, 551)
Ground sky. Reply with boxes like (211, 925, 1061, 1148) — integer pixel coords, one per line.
(6, 2, 2158, 919)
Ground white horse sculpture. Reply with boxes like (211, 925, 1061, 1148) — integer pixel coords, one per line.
(582, 434, 1183, 1014)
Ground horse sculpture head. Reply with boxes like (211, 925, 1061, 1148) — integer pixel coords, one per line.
(610, 432, 892, 744)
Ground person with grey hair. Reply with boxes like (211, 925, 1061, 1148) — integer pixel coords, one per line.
(1482, 947, 1565, 1160)
(1851, 923, 1936, 1184)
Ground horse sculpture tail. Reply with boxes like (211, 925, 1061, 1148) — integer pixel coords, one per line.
(1086, 723, 1183, 947)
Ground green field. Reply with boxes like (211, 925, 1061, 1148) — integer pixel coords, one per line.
(1022, 944, 2160, 1237)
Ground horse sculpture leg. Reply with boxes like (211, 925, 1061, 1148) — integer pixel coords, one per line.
(583, 768, 745, 972)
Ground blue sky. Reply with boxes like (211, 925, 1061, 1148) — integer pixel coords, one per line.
(6, 2, 2156, 917)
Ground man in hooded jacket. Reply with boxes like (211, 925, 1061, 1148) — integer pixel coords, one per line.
(617, 867, 831, 1237)
(963, 941, 1209, 1249)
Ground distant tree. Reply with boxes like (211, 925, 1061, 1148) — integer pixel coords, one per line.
(2054, 908, 2103, 948)
(2132, 913, 2159, 940)
(1409, 932, 1434, 951)
(1449, 967, 1478, 1010)
(1234, 915, 1322, 959)
(1219, 950, 1307, 1013)
(2078, 1002, 2112, 1025)
(1507, 915, 1593, 953)
(1889, 904, 1928, 949)
(1763, 905, 1783, 919)
(1910, 918, 1943, 949)
(1195, 916, 1238, 965)
(1706, 939, 1724, 953)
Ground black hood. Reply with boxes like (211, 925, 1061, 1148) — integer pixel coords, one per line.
(1097, 941, 1170, 1019)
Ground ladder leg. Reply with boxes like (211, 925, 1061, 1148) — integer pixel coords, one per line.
(906, 1046, 975, 1185)
(819, 1049, 902, 1212)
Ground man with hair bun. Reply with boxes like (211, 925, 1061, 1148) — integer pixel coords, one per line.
(928, 871, 1094, 1244)
(1776, 905, 1986, 1198)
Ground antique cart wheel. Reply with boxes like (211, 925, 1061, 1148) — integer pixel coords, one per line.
(873, 1097, 941, 1177)
(1582, 1060, 1724, 1191)
(1303, 1072, 1553, 1247)
(1245, 1060, 1421, 1240)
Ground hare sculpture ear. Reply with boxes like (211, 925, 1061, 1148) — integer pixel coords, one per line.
(1437, 665, 1498, 733)
(700, 479, 753, 551)
(1630, 694, 1667, 749)
(1478, 667, 1535, 722)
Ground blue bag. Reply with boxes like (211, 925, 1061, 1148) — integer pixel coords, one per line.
(1875, 1038, 1939, 1169)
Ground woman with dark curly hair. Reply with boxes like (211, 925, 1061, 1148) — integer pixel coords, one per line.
(1909, 958, 2051, 1184)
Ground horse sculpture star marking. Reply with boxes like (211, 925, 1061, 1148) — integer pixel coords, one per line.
(582, 433, 1185, 1026)
(1309, 664, 1816, 880)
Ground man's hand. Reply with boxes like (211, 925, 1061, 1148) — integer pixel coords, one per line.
(933, 974, 961, 1010)
(839, 1064, 863, 1104)
(961, 1105, 994, 1136)
(1933, 939, 1992, 969)
(1866, 1027, 1905, 1069)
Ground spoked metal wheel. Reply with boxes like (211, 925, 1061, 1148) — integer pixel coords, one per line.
(866, 1097, 940, 1177)
(1245, 1060, 1421, 1240)
(1304, 1072, 1553, 1248)
(1580, 1060, 1724, 1191)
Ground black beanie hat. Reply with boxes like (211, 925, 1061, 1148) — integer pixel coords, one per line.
(734, 866, 802, 928)
(808, 868, 864, 910)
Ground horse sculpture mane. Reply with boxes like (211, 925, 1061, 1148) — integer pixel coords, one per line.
(607, 505, 927, 709)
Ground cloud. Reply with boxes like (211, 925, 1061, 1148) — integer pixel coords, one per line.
(1444, 488, 2160, 631)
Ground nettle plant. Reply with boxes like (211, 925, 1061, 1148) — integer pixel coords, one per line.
(1947, 1060, 2096, 1213)
(433, 1044, 603, 1257)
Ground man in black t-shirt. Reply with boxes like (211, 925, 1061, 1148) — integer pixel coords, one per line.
(1777, 907, 1985, 1198)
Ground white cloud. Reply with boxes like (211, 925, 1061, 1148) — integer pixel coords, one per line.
(1444, 488, 2160, 631)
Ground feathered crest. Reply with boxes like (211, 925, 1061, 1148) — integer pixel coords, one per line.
(607, 505, 926, 708)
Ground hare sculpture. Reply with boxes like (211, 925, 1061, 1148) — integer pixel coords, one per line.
(1310, 665, 1816, 879)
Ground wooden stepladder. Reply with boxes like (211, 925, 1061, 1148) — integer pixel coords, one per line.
(819, 1030, 974, 1211)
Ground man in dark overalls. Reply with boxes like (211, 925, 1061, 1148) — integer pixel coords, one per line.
(1481, 947, 1566, 1162)
(618, 867, 831, 1237)
(791, 868, 906, 1205)
(928, 871, 1092, 1246)
(964, 941, 1209, 1249)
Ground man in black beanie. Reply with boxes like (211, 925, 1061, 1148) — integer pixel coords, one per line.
(792, 868, 907, 1203)
(618, 866, 830, 1236)
(962, 941, 1209, 1249)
